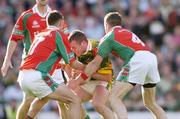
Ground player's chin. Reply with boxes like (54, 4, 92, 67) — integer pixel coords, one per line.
(39, 0, 48, 6)
(76, 53, 82, 57)
(40, 2, 48, 6)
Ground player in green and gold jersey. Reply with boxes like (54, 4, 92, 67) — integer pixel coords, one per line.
(68, 30, 116, 119)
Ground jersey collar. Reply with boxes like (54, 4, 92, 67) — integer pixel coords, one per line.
(47, 25, 59, 30)
(112, 26, 122, 31)
(32, 4, 51, 17)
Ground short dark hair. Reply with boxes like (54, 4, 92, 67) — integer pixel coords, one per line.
(104, 12, 122, 27)
(69, 30, 87, 44)
(47, 10, 64, 25)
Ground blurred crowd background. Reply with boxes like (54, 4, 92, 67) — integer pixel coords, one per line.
(0, 0, 180, 118)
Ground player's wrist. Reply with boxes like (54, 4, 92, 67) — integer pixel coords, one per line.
(3, 60, 10, 66)
(80, 72, 89, 80)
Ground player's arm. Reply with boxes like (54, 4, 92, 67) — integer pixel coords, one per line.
(70, 60, 85, 70)
(84, 55, 103, 77)
(56, 32, 86, 71)
(1, 40, 17, 76)
(71, 59, 112, 82)
(92, 73, 112, 82)
(1, 14, 24, 77)
(92, 55, 112, 82)
(67, 56, 102, 89)
(3, 40, 18, 64)
(68, 55, 103, 90)
(81, 34, 112, 79)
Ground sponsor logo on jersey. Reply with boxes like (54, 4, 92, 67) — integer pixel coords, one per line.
(32, 20, 40, 28)
(41, 18, 46, 21)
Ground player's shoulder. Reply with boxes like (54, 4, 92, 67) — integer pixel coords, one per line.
(113, 26, 128, 33)
(113, 26, 132, 36)
(19, 9, 34, 18)
(55, 29, 66, 36)
(53, 29, 69, 41)
(113, 26, 133, 40)
(100, 30, 114, 44)
(89, 39, 99, 48)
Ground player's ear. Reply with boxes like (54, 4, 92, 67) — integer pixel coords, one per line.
(58, 20, 64, 30)
(81, 40, 87, 47)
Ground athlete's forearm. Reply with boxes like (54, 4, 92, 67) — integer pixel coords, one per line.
(68, 55, 103, 87)
(70, 60, 85, 71)
(92, 73, 112, 82)
(3, 40, 17, 64)
(84, 55, 103, 77)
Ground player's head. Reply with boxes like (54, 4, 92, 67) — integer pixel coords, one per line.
(104, 12, 122, 33)
(36, 0, 48, 6)
(47, 10, 64, 28)
(69, 30, 88, 56)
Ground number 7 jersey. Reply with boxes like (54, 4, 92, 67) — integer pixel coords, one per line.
(98, 26, 149, 64)
(20, 26, 75, 75)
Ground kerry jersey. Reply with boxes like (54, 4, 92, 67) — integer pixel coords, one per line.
(98, 26, 149, 64)
(20, 26, 75, 75)
(10, 5, 51, 59)
(78, 40, 112, 75)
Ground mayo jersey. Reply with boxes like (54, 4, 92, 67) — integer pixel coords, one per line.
(98, 26, 149, 64)
(20, 26, 75, 75)
(10, 5, 51, 59)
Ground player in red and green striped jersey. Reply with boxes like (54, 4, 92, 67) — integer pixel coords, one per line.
(1, 0, 52, 118)
(18, 11, 86, 119)
(1, 1, 71, 118)
(68, 12, 167, 119)
(1, 0, 51, 75)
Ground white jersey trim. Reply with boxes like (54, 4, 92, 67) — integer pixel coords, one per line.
(32, 4, 51, 18)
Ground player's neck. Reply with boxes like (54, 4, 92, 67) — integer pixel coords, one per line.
(37, 4, 48, 15)
(106, 26, 122, 34)
(83, 41, 89, 54)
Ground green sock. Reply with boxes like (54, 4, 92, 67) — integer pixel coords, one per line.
(85, 114, 91, 119)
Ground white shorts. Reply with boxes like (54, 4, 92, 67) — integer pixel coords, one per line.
(81, 81, 108, 94)
(116, 51, 160, 85)
(18, 70, 59, 99)
(51, 69, 67, 84)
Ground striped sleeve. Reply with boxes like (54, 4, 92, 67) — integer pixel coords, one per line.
(9, 13, 25, 42)
(55, 31, 75, 64)
(98, 32, 113, 58)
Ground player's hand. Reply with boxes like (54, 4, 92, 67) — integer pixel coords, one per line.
(63, 64, 73, 78)
(68, 74, 85, 89)
(67, 79, 79, 90)
(1, 60, 13, 77)
(72, 70, 82, 79)
(102, 74, 112, 82)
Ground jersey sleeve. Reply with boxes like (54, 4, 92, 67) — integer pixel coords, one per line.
(55, 31, 75, 64)
(9, 13, 25, 42)
(98, 32, 113, 58)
